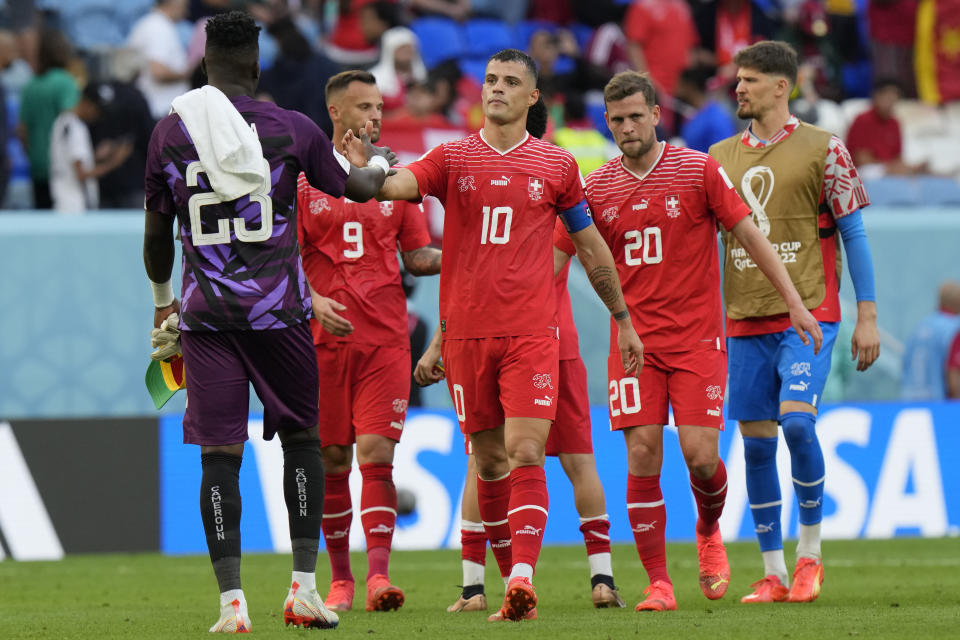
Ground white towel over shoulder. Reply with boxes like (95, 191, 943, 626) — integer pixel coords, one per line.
(171, 85, 266, 201)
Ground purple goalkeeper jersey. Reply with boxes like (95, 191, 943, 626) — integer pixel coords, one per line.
(145, 95, 349, 331)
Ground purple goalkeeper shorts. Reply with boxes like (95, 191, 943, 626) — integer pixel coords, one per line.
(180, 323, 319, 445)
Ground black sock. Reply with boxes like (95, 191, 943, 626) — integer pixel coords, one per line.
(462, 584, 485, 599)
(200, 453, 243, 592)
(282, 439, 325, 573)
(591, 574, 615, 589)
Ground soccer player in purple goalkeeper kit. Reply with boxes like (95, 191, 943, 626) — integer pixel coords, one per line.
(380, 48, 643, 622)
(142, 11, 395, 634)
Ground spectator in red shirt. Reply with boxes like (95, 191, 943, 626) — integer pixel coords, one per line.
(868, 0, 918, 96)
(846, 78, 927, 175)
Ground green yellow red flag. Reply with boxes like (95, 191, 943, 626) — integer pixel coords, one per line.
(145, 354, 186, 410)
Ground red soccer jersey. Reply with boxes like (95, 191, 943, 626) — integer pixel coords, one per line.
(553, 217, 580, 361)
(406, 132, 586, 339)
(297, 173, 431, 347)
(584, 143, 750, 352)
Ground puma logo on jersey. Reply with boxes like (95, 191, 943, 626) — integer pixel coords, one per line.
(534, 395, 553, 407)
(789, 380, 809, 392)
(491, 538, 511, 549)
(799, 497, 822, 509)
(707, 407, 721, 417)
(631, 199, 648, 211)
(490, 175, 512, 186)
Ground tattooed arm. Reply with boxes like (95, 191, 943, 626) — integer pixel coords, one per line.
(401, 246, 442, 276)
(568, 223, 644, 375)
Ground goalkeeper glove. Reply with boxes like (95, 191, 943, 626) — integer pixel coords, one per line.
(150, 312, 181, 362)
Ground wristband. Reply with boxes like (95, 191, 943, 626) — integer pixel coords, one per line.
(150, 279, 175, 307)
(613, 309, 629, 321)
(367, 155, 390, 173)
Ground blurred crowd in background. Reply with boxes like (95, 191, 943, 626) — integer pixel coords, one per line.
(1, 0, 960, 215)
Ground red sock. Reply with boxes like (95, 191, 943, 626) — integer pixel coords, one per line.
(359, 463, 397, 579)
(579, 515, 611, 556)
(627, 474, 670, 585)
(322, 470, 353, 582)
(461, 521, 487, 565)
(507, 465, 549, 571)
(477, 472, 512, 578)
(691, 459, 727, 536)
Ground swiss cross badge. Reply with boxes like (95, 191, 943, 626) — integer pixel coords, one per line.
(379, 200, 394, 216)
(528, 177, 544, 201)
(665, 194, 680, 218)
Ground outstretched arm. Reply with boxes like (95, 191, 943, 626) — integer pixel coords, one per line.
(730, 216, 823, 354)
(568, 223, 643, 375)
(377, 168, 422, 202)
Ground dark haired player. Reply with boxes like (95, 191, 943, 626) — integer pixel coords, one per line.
(142, 11, 393, 633)
(297, 69, 440, 614)
(380, 48, 643, 621)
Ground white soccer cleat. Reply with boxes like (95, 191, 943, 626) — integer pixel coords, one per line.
(284, 580, 340, 629)
(209, 592, 252, 633)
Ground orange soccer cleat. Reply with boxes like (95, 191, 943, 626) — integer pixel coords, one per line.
(740, 575, 790, 603)
(492, 576, 537, 621)
(635, 580, 677, 612)
(696, 529, 731, 600)
(365, 574, 405, 611)
(324, 579, 355, 612)
(787, 557, 824, 603)
(488, 606, 538, 621)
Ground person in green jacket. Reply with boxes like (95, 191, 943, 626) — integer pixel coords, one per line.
(17, 28, 78, 209)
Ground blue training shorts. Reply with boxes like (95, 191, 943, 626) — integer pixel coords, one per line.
(726, 321, 839, 421)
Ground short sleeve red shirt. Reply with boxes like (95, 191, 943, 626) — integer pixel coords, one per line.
(406, 132, 585, 339)
(845, 108, 902, 163)
(585, 143, 750, 352)
(297, 173, 431, 347)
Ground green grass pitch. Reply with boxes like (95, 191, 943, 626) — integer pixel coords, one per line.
(1, 538, 958, 639)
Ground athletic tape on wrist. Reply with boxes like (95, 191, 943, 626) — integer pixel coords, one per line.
(367, 155, 390, 173)
(150, 279, 175, 307)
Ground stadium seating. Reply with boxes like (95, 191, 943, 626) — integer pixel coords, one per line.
(863, 176, 923, 207)
(464, 19, 514, 59)
(411, 17, 467, 69)
(913, 175, 960, 205)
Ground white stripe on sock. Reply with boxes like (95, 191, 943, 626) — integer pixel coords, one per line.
(691, 481, 728, 496)
(479, 471, 511, 482)
(482, 518, 508, 526)
(507, 504, 549, 517)
(627, 500, 664, 509)
(461, 520, 485, 533)
(322, 508, 353, 519)
(792, 475, 825, 487)
(359, 506, 397, 516)
(749, 500, 782, 509)
(578, 514, 610, 524)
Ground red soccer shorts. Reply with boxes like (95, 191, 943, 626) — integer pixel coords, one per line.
(545, 356, 593, 455)
(442, 334, 560, 434)
(315, 342, 411, 446)
(607, 343, 727, 430)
